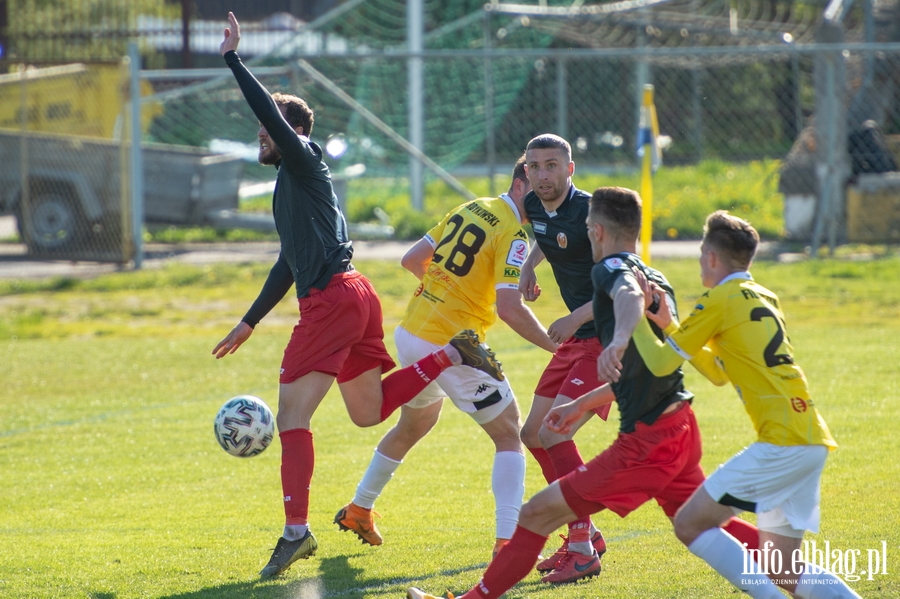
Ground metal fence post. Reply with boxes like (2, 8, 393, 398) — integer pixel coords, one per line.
(129, 42, 144, 269)
(407, 0, 424, 211)
(483, 10, 496, 197)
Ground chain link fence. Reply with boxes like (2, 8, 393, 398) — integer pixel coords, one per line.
(1, 0, 899, 261)
(0, 62, 140, 261)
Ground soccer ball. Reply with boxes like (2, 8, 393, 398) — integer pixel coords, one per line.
(213, 395, 275, 457)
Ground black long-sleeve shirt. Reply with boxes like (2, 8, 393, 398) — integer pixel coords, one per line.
(224, 51, 353, 327)
(591, 253, 693, 433)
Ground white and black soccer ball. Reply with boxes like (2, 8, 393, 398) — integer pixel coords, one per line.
(213, 395, 275, 457)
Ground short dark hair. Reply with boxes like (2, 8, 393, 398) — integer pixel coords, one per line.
(511, 153, 527, 184)
(272, 93, 314, 136)
(526, 134, 571, 162)
(588, 187, 642, 240)
(703, 210, 759, 270)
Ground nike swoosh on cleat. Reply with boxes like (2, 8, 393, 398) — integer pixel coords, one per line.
(573, 557, 598, 572)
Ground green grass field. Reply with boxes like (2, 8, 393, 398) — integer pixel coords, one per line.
(1, 255, 898, 598)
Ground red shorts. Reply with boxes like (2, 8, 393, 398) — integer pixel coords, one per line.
(280, 271, 396, 384)
(535, 336, 610, 420)
(559, 401, 705, 519)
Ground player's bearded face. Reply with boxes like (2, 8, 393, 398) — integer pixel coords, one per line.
(257, 124, 282, 165)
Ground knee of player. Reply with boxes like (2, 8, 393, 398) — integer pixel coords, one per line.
(537, 424, 570, 449)
(396, 415, 439, 442)
(346, 411, 381, 428)
(520, 419, 542, 448)
(672, 511, 702, 546)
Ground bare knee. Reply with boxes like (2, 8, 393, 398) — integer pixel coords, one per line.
(394, 409, 440, 444)
(673, 511, 700, 546)
(537, 424, 570, 449)
(521, 395, 553, 448)
(518, 498, 552, 529)
(520, 419, 542, 448)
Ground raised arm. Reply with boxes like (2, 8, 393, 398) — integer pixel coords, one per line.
(220, 12, 319, 172)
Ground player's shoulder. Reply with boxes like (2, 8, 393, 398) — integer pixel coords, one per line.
(599, 254, 632, 273)
(572, 187, 592, 202)
(591, 253, 631, 285)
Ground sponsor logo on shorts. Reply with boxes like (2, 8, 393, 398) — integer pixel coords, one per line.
(791, 397, 808, 412)
(284, 495, 291, 502)
(280, 368, 285, 374)
(570, 378, 585, 386)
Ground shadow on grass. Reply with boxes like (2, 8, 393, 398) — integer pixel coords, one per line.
(156, 554, 486, 599)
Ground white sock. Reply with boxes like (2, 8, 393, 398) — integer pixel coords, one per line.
(795, 563, 862, 599)
(283, 524, 308, 541)
(492, 451, 525, 540)
(352, 449, 402, 509)
(689, 528, 785, 599)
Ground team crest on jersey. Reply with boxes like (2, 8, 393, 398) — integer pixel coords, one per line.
(557, 232, 568, 249)
(533, 221, 547, 234)
(603, 257, 624, 271)
(506, 239, 528, 267)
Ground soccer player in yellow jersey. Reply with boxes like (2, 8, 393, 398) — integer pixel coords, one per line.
(335, 157, 558, 556)
(621, 210, 858, 599)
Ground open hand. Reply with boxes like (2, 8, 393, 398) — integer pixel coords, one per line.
(220, 12, 241, 56)
(212, 321, 253, 359)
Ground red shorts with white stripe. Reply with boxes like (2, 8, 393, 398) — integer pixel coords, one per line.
(559, 401, 705, 519)
(535, 336, 610, 420)
(280, 270, 396, 384)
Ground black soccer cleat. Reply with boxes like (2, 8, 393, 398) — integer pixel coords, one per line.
(449, 329, 504, 381)
(259, 530, 318, 579)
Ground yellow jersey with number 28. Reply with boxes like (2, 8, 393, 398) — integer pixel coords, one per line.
(400, 194, 529, 345)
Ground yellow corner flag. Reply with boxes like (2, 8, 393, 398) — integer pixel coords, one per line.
(637, 84, 660, 264)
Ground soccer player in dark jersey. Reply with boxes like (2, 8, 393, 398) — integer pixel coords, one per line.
(213, 12, 503, 580)
(517, 134, 608, 582)
(406, 187, 759, 599)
